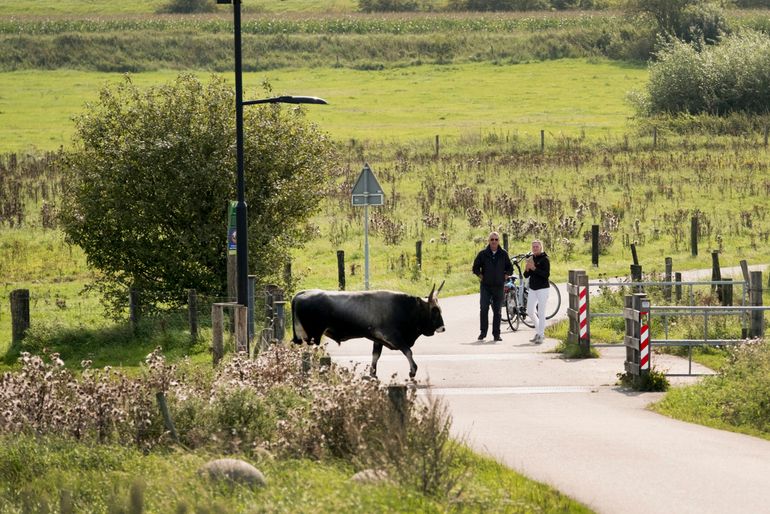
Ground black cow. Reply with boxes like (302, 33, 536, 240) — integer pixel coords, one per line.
(291, 282, 445, 378)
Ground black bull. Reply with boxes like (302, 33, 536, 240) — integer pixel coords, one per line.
(291, 283, 446, 378)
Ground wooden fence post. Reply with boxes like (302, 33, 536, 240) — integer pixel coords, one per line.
(630, 264, 643, 293)
(749, 271, 764, 338)
(675, 272, 682, 302)
(10, 289, 30, 344)
(664, 257, 673, 302)
(540, 129, 545, 152)
(711, 250, 722, 301)
(722, 279, 733, 307)
(234, 305, 248, 354)
(388, 384, 407, 431)
(691, 216, 698, 256)
(415, 240, 422, 271)
(502, 233, 509, 252)
(653, 126, 657, 148)
(188, 289, 198, 342)
(272, 290, 286, 343)
(435, 135, 440, 159)
(212, 304, 224, 367)
(630, 243, 639, 266)
(591, 224, 599, 267)
(337, 250, 346, 291)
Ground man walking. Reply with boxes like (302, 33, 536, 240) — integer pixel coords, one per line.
(472, 231, 513, 342)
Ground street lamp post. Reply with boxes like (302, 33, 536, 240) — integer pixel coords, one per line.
(218, 0, 327, 309)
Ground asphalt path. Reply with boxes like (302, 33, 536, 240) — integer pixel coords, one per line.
(325, 272, 770, 514)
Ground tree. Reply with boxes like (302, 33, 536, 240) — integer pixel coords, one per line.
(624, 0, 728, 44)
(60, 74, 336, 313)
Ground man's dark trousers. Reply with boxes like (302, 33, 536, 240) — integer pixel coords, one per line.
(480, 284, 504, 338)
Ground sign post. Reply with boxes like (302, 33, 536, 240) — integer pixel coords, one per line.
(351, 163, 384, 290)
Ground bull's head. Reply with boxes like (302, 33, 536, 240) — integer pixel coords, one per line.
(426, 281, 446, 334)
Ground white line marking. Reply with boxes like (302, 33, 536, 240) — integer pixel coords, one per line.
(331, 353, 544, 363)
(425, 385, 599, 396)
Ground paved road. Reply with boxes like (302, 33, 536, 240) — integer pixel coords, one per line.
(326, 274, 770, 514)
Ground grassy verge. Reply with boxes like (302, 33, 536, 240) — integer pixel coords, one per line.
(652, 340, 770, 441)
(0, 434, 590, 513)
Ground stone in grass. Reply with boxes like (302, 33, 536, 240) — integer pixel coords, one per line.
(199, 458, 267, 488)
(350, 469, 391, 485)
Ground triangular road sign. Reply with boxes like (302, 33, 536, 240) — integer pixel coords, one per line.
(351, 163, 384, 206)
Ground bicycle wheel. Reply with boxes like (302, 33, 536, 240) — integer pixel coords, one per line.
(505, 290, 520, 332)
(520, 288, 535, 328)
(545, 280, 562, 320)
(501, 290, 510, 323)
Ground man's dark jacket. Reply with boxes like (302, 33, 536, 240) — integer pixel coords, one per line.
(472, 246, 513, 287)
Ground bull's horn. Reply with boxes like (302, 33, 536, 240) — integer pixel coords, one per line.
(436, 280, 445, 296)
(428, 283, 436, 300)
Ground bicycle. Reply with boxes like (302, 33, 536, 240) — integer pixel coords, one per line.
(501, 253, 562, 331)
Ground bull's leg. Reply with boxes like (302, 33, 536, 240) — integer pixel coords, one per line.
(371, 342, 383, 378)
(400, 347, 418, 378)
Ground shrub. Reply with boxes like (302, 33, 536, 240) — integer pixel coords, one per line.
(358, 0, 420, 12)
(639, 31, 770, 116)
(156, 0, 216, 14)
(447, 0, 550, 10)
(679, 2, 730, 46)
(60, 75, 336, 313)
(617, 367, 669, 391)
(0, 343, 465, 501)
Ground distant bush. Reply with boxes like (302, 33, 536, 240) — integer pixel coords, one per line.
(679, 2, 730, 45)
(734, 0, 770, 6)
(624, 0, 729, 45)
(156, 0, 216, 14)
(447, 0, 549, 10)
(446, 0, 610, 9)
(358, 0, 421, 12)
(638, 31, 770, 115)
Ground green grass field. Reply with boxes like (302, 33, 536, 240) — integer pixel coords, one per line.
(0, 59, 646, 153)
(0, 0, 359, 16)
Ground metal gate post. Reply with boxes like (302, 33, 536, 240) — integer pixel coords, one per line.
(567, 270, 590, 353)
(578, 272, 590, 352)
(624, 293, 650, 380)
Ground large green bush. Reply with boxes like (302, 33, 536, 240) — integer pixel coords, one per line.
(639, 31, 770, 115)
(59, 74, 336, 312)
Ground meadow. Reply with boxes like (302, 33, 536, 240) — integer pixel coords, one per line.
(0, 59, 645, 152)
(2, 5, 770, 510)
(0, 0, 360, 16)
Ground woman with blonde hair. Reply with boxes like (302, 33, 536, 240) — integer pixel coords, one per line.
(524, 239, 550, 344)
